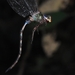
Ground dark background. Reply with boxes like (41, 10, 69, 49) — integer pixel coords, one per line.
(0, 0, 75, 75)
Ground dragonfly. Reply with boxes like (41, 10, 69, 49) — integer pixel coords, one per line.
(6, 0, 51, 73)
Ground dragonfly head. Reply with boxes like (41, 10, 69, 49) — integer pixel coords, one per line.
(44, 16, 51, 22)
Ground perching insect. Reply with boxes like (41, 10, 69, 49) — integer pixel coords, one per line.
(6, 0, 51, 72)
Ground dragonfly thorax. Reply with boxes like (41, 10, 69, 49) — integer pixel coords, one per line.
(30, 12, 44, 23)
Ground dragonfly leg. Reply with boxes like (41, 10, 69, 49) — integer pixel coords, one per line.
(5, 20, 30, 73)
(31, 24, 41, 44)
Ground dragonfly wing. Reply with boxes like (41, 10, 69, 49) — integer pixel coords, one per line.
(7, 0, 30, 17)
(7, 0, 38, 17)
(25, 0, 38, 14)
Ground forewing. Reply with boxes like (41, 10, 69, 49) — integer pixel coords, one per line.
(7, 0, 30, 17)
(25, 0, 38, 14)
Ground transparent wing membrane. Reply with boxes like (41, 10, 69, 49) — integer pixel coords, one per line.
(7, 0, 38, 17)
(25, 0, 38, 14)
